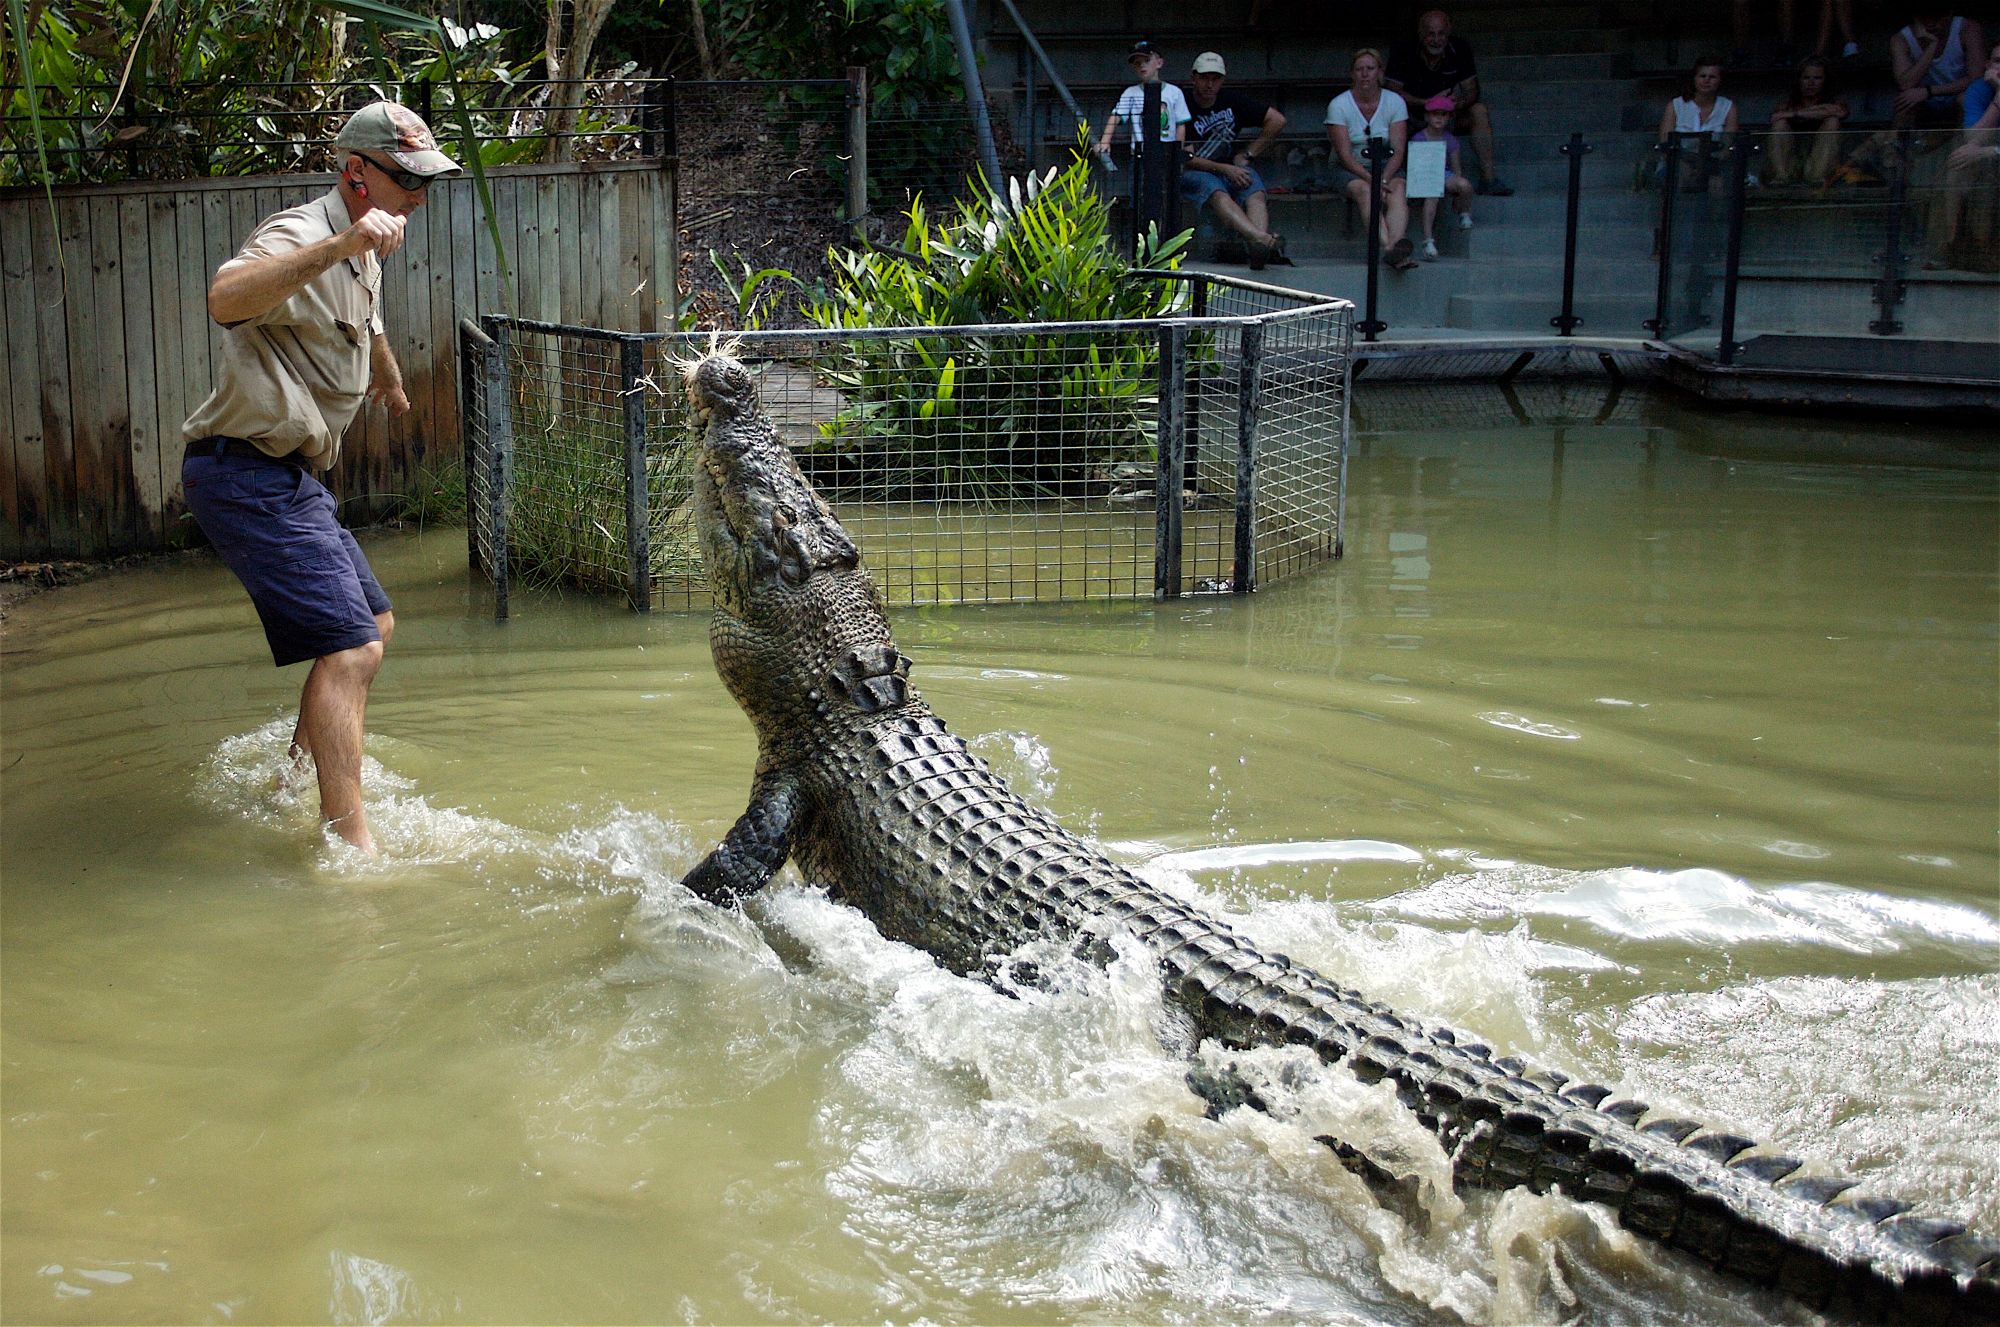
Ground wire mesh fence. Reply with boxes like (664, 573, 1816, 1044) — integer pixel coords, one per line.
(459, 273, 1351, 616)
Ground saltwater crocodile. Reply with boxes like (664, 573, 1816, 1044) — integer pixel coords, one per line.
(676, 351, 1998, 1323)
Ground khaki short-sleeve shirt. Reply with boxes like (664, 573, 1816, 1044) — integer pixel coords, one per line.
(182, 187, 382, 472)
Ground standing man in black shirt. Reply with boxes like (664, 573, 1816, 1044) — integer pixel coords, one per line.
(1182, 52, 1292, 268)
(1386, 9, 1514, 195)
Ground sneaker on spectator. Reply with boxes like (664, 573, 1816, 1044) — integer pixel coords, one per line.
(1421, 238, 1440, 261)
(1478, 177, 1513, 196)
(1459, 212, 1474, 230)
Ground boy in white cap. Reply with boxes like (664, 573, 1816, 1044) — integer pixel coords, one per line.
(1182, 51, 1291, 268)
(179, 100, 461, 855)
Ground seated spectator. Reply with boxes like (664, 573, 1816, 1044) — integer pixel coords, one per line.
(1932, 40, 2000, 267)
(1768, 57, 1849, 183)
(1892, 11, 1988, 128)
(1657, 56, 1739, 192)
(1097, 40, 1190, 158)
(1386, 9, 1513, 195)
(1181, 52, 1291, 269)
(1410, 94, 1474, 260)
(1327, 47, 1418, 270)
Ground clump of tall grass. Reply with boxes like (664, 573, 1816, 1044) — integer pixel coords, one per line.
(386, 458, 468, 529)
(506, 416, 701, 598)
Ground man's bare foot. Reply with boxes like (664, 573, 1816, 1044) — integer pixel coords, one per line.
(275, 742, 315, 795)
(325, 811, 378, 857)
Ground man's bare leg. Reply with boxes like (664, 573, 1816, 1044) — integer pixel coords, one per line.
(296, 611, 392, 853)
(1207, 192, 1276, 247)
(290, 612, 393, 763)
(1246, 190, 1272, 241)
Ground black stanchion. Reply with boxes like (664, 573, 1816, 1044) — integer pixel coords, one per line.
(1872, 128, 1912, 335)
(1552, 131, 1593, 335)
(1645, 136, 1681, 337)
(1130, 80, 1182, 255)
(1357, 137, 1388, 341)
(1716, 136, 1753, 364)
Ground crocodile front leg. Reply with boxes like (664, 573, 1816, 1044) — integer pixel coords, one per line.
(683, 769, 805, 902)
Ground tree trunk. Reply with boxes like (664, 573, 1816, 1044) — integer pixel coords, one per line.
(689, 0, 717, 80)
(542, 0, 616, 164)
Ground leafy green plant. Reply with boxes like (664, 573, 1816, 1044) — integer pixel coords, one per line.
(796, 148, 1191, 500)
(705, 249, 812, 329)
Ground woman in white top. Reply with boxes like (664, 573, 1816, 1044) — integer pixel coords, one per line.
(1326, 47, 1417, 269)
(1656, 56, 1739, 191)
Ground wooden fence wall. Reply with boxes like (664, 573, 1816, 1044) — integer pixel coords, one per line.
(0, 161, 678, 560)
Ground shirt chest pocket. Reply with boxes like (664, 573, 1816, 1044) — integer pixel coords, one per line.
(334, 317, 363, 348)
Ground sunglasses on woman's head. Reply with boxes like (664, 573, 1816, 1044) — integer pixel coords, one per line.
(360, 155, 432, 191)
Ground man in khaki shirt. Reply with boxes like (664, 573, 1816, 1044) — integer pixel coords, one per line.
(180, 101, 460, 855)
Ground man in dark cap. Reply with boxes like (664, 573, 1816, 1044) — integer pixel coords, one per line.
(179, 100, 462, 855)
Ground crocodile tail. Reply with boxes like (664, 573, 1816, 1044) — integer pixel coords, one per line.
(1146, 924, 2000, 1324)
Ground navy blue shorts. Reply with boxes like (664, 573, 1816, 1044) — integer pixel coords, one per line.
(181, 443, 391, 667)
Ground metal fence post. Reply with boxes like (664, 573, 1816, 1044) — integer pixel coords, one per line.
(459, 318, 486, 573)
(481, 315, 513, 621)
(1186, 278, 1207, 488)
(1552, 131, 1592, 335)
(846, 66, 869, 236)
(1154, 322, 1187, 601)
(653, 80, 681, 333)
(1232, 322, 1263, 594)
(621, 336, 653, 612)
(1716, 136, 1753, 364)
(1646, 137, 1681, 337)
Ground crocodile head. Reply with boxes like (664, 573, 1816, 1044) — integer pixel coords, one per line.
(683, 351, 909, 735)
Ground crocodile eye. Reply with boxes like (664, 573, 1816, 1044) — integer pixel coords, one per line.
(722, 365, 749, 392)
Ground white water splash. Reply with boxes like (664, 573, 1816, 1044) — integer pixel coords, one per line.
(1378, 864, 2000, 954)
(196, 716, 534, 872)
(969, 729, 1062, 803)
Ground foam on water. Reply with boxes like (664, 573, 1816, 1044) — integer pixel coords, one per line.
(1377, 861, 2000, 955)
(739, 884, 1821, 1323)
(197, 716, 538, 872)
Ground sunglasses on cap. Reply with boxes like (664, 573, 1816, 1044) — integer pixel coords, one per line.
(358, 154, 432, 192)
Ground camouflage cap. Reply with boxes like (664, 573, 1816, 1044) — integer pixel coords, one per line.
(334, 101, 462, 177)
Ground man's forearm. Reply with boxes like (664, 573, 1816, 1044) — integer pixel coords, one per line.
(370, 333, 403, 393)
(1243, 110, 1286, 159)
(209, 230, 358, 326)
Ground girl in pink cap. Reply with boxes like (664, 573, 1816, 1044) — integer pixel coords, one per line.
(1410, 93, 1474, 260)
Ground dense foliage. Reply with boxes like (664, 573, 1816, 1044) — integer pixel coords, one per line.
(2, 0, 967, 186)
(798, 150, 1192, 500)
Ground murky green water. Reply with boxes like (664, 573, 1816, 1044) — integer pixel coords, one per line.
(4, 390, 1996, 1324)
